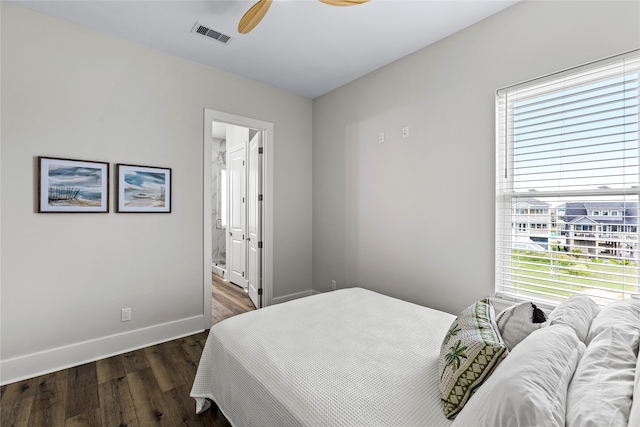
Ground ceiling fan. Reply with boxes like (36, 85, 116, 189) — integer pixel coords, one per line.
(238, 0, 370, 34)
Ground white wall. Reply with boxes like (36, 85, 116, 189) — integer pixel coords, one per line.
(312, 0, 640, 315)
(0, 3, 313, 384)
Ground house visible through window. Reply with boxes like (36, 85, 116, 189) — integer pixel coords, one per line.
(496, 50, 640, 305)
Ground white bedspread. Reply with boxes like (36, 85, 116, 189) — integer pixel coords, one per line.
(191, 287, 456, 427)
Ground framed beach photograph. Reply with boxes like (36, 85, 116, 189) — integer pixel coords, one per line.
(38, 157, 109, 213)
(116, 164, 171, 213)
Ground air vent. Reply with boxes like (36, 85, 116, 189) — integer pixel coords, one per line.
(191, 22, 232, 45)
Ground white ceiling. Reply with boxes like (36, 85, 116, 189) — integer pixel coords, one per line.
(10, 0, 520, 99)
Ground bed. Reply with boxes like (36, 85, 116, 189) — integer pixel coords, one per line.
(191, 287, 640, 427)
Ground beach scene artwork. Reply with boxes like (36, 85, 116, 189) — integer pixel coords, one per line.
(118, 165, 171, 212)
(39, 157, 109, 212)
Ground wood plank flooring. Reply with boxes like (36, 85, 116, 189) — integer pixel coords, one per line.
(211, 273, 256, 323)
(1, 275, 253, 427)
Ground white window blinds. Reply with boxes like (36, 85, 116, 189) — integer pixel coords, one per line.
(496, 50, 640, 305)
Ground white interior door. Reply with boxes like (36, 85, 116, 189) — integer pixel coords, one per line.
(247, 132, 263, 308)
(228, 144, 246, 288)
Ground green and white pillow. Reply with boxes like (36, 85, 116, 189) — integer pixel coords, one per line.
(439, 298, 509, 418)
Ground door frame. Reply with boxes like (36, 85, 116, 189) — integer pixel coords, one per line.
(203, 109, 274, 329)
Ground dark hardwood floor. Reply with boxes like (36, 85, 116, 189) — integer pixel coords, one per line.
(1, 275, 253, 427)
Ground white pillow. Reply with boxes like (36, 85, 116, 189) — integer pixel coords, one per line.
(566, 327, 638, 427)
(452, 324, 585, 427)
(548, 295, 600, 343)
(496, 301, 548, 350)
(585, 298, 640, 346)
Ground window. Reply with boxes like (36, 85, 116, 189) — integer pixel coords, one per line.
(496, 50, 640, 305)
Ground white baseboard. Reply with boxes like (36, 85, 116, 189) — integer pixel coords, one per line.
(211, 264, 226, 280)
(271, 289, 313, 305)
(0, 315, 205, 386)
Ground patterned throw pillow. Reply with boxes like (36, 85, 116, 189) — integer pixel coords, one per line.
(439, 298, 509, 418)
(496, 301, 548, 350)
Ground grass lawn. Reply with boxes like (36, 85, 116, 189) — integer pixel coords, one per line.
(509, 250, 639, 300)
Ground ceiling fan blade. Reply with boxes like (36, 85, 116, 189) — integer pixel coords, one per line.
(319, 0, 370, 6)
(238, 0, 273, 34)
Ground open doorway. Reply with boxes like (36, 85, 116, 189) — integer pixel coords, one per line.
(210, 122, 228, 280)
(211, 123, 262, 307)
(203, 109, 274, 329)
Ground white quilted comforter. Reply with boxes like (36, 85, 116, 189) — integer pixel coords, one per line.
(190, 287, 456, 427)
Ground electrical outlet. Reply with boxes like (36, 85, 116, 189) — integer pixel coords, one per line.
(331, 280, 337, 290)
(378, 132, 385, 143)
(121, 308, 131, 322)
(402, 126, 409, 138)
